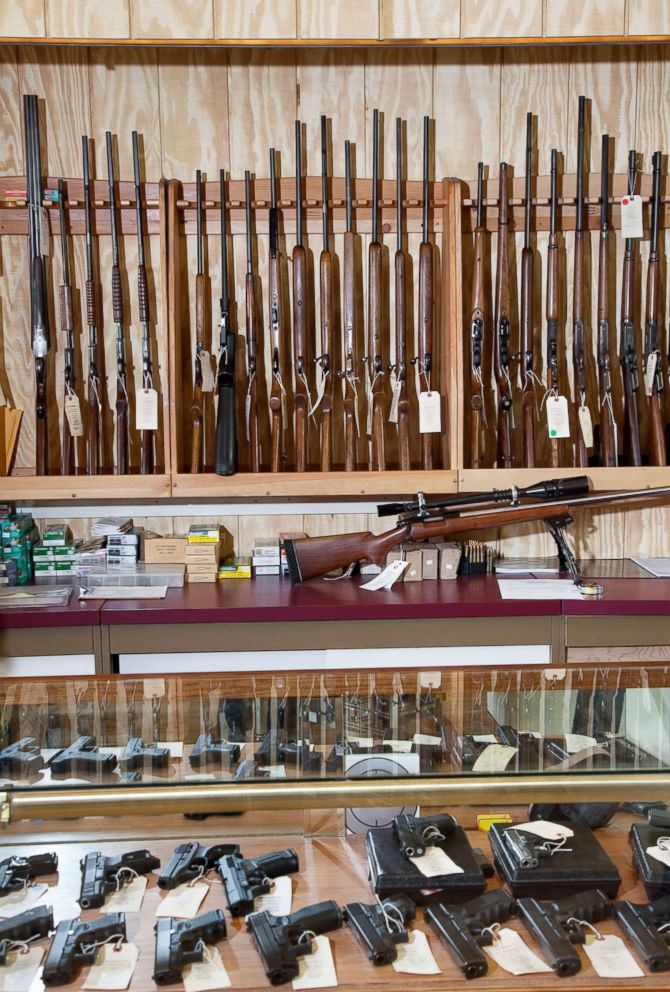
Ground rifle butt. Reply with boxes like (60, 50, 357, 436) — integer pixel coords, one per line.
(61, 412, 74, 477)
(421, 432, 433, 471)
(215, 384, 238, 476)
(371, 394, 385, 472)
(549, 438, 560, 469)
(522, 393, 535, 468)
(190, 399, 203, 474)
(398, 397, 410, 471)
(115, 392, 129, 475)
(86, 386, 99, 476)
(320, 408, 332, 472)
(600, 404, 617, 467)
(622, 379, 641, 467)
(574, 423, 588, 468)
(648, 395, 667, 466)
(344, 396, 357, 472)
(140, 430, 154, 475)
(285, 527, 406, 584)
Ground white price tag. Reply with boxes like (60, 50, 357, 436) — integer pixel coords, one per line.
(0, 884, 48, 919)
(64, 393, 84, 436)
(472, 744, 518, 772)
(645, 353, 658, 397)
(158, 741, 183, 758)
(483, 927, 552, 975)
(39, 208, 50, 255)
(292, 936, 338, 990)
(136, 388, 158, 431)
(366, 382, 374, 435)
(620, 195, 643, 239)
(246, 875, 292, 920)
(156, 881, 209, 918)
(419, 671, 441, 689)
(257, 765, 287, 778)
(564, 734, 598, 753)
(546, 394, 570, 439)
(200, 351, 215, 393)
(409, 847, 464, 879)
(419, 392, 441, 433)
(578, 405, 594, 448)
(392, 930, 441, 975)
(82, 943, 139, 990)
(184, 946, 232, 992)
(360, 559, 409, 591)
(515, 820, 574, 841)
(647, 843, 670, 868)
(584, 934, 644, 978)
(143, 678, 165, 700)
(0, 947, 44, 992)
(101, 876, 147, 913)
(388, 376, 401, 424)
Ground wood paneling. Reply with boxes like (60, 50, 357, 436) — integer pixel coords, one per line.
(227, 50, 296, 176)
(214, 0, 297, 40)
(299, 0, 379, 40)
(0, 0, 45, 38)
(635, 46, 670, 160)
(47, 0, 130, 39)
(434, 49, 501, 181)
(500, 47, 570, 175)
(366, 51, 434, 178)
(297, 50, 366, 177)
(461, 0, 542, 39)
(130, 0, 213, 40)
(568, 46, 638, 174)
(627, 0, 670, 35)
(0, 47, 21, 173)
(546, 0, 626, 38)
(380, 0, 459, 39)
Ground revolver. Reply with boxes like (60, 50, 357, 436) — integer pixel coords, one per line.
(120, 737, 170, 771)
(392, 812, 457, 858)
(614, 893, 670, 972)
(189, 733, 241, 769)
(246, 900, 343, 985)
(517, 889, 611, 976)
(343, 894, 416, 965)
(0, 851, 58, 897)
(79, 849, 161, 909)
(0, 906, 53, 965)
(425, 890, 516, 979)
(217, 848, 299, 916)
(42, 913, 126, 987)
(0, 738, 45, 777)
(255, 731, 323, 772)
(49, 736, 117, 778)
(158, 841, 240, 889)
(153, 909, 227, 985)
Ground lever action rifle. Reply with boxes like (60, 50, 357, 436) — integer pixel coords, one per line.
(645, 150, 666, 466)
(573, 95, 590, 467)
(470, 162, 487, 469)
(82, 134, 100, 475)
(619, 149, 641, 466)
(494, 162, 513, 467)
(106, 133, 128, 475)
(24, 94, 50, 475)
(546, 148, 561, 468)
(283, 478, 670, 590)
(318, 117, 333, 471)
(244, 170, 260, 472)
(520, 113, 536, 467)
(366, 108, 385, 471)
(293, 120, 309, 472)
(190, 169, 205, 473)
(58, 178, 76, 475)
(132, 131, 155, 474)
(268, 148, 284, 472)
(416, 114, 434, 470)
(215, 168, 237, 475)
(394, 117, 410, 470)
(597, 132, 616, 466)
(343, 138, 357, 471)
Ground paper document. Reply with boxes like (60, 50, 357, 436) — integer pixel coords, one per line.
(497, 579, 585, 601)
(79, 586, 168, 600)
(632, 557, 670, 577)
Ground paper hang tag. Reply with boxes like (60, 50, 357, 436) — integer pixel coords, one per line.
(366, 381, 374, 436)
(645, 353, 658, 396)
(0, 947, 44, 992)
(392, 930, 441, 975)
(409, 846, 464, 878)
(472, 744, 518, 773)
(102, 875, 147, 913)
(647, 843, 670, 868)
(27, 965, 44, 992)
(564, 733, 598, 753)
(546, 394, 570, 439)
(156, 881, 209, 918)
(0, 883, 48, 919)
(483, 927, 552, 975)
(515, 820, 574, 841)
(292, 935, 338, 990)
(245, 394, 252, 442)
(577, 404, 594, 448)
(388, 376, 401, 424)
(184, 945, 232, 992)
(39, 207, 50, 256)
(136, 388, 158, 431)
(620, 194, 644, 239)
(82, 943, 139, 991)
(246, 875, 292, 920)
(310, 370, 327, 417)
(257, 765, 287, 779)
(360, 559, 410, 591)
(200, 351, 215, 393)
(584, 934, 644, 979)
(64, 393, 84, 436)
(419, 391, 441, 433)
(143, 679, 165, 700)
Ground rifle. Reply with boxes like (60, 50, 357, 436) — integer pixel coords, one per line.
(416, 114, 434, 469)
(293, 120, 309, 472)
(470, 162, 487, 469)
(394, 117, 410, 470)
(520, 112, 536, 467)
(342, 138, 358, 471)
(245, 170, 260, 472)
(215, 168, 237, 475)
(24, 95, 50, 476)
(82, 135, 100, 475)
(546, 148, 561, 468)
(106, 133, 128, 475)
(619, 149, 642, 466)
(573, 95, 590, 467)
(494, 162, 513, 467)
(268, 148, 284, 472)
(317, 116, 333, 472)
(366, 108, 385, 471)
(58, 178, 76, 476)
(597, 132, 617, 466)
(132, 131, 155, 474)
(283, 477, 670, 588)
(644, 150, 666, 465)
(190, 169, 205, 473)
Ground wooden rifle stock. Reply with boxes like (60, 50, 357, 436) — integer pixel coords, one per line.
(246, 270, 259, 472)
(646, 256, 666, 466)
(293, 242, 308, 472)
(190, 272, 205, 473)
(269, 237, 283, 474)
(368, 241, 385, 470)
(395, 247, 410, 470)
(85, 276, 100, 476)
(418, 243, 433, 471)
(343, 228, 357, 471)
(520, 245, 535, 467)
(60, 281, 75, 476)
(620, 241, 641, 467)
(597, 134, 616, 467)
(137, 262, 154, 476)
(493, 162, 512, 468)
(112, 262, 128, 476)
(319, 247, 333, 472)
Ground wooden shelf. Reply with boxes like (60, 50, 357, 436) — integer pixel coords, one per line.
(0, 474, 172, 501)
(3, 35, 670, 48)
(170, 469, 458, 500)
(459, 467, 670, 493)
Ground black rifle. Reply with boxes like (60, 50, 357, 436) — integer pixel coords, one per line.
(120, 737, 169, 771)
(255, 730, 322, 771)
(58, 178, 77, 476)
(0, 906, 53, 965)
(644, 150, 666, 465)
(546, 148, 561, 468)
(0, 852, 58, 897)
(246, 900, 343, 985)
(189, 733, 241, 769)
(132, 131, 155, 474)
(614, 893, 670, 972)
(154, 910, 226, 985)
(0, 737, 45, 777)
(619, 149, 642, 466)
(82, 134, 100, 475)
(343, 894, 415, 965)
(79, 849, 160, 909)
(43, 914, 126, 987)
(217, 848, 299, 917)
(106, 131, 129, 474)
(392, 812, 456, 858)
(49, 736, 117, 778)
(245, 170, 260, 471)
(425, 890, 516, 979)
(215, 168, 237, 475)
(493, 161, 513, 467)
(597, 131, 616, 466)
(157, 841, 239, 890)
(573, 95, 590, 467)
(517, 889, 611, 976)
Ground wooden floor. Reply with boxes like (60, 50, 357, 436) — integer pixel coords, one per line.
(2, 809, 663, 991)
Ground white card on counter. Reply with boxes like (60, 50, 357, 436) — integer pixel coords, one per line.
(546, 394, 570, 438)
(620, 194, 643, 239)
(136, 388, 158, 431)
(102, 876, 147, 913)
(82, 944, 139, 990)
(419, 392, 441, 433)
(292, 936, 338, 990)
(246, 875, 292, 920)
(584, 934, 644, 978)
(257, 765, 287, 778)
(360, 559, 409, 591)
(515, 820, 574, 841)
(184, 946, 232, 992)
(392, 930, 441, 975)
(158, 741, 184, 758)
(0, 884, 48, 918)
(347, 737, 373, 748)
(497, 579, 586, 601)
(564, 734, 597, 753)
(156, 882, 209, 918)
(409, 847, 464, 878)
(647, 844, 670, 869)
(472, 744, 518, 772)
(0, 947, 44, 992)
(483, 928, 552, 975)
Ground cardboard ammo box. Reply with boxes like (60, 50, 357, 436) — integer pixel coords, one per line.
(144, 537, 187, 564)
(420, 542, 439, 579)
(435, 541, 462, 580)
(400, 543, 424, 582)
(184, 541, 221, 564)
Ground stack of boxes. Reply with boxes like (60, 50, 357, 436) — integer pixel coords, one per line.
(252, 537, 280, 576)
(33, 524, 79, 581)
(106, 530, 139, 570)
(386, 541, 461, 582)
(1, 513, 39, 585)
(73, 539, 107, 576)
(217, 556, 252, 580)
(185, 524, 223, 583)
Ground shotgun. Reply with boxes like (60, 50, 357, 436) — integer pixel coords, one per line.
(470, 162, 487, 469)
(268, 148, 284, 473)
(393, 117, 410, 471)
(106, 133, 128, 475)
(366, 108, 385, 471)
(132, 131, 155, 474)
(190, 169, 205, 473)
(520, 112, 536, 467)
(416, 114, 434, 470)
(644, 150, 666, 466)
(342, 138, 358, 471)
(293, 120, 309, 472)
(214, 168, 237, 476)
(493, 162, 513, 467)
(82, 134, 100, 476)
(318, 116, 333, 472)
(546, 148, 561, 469)
(596, 132, 617, 466)
(58, 178, 76, 476)
(573, 95, 590, 467)
(244, 170, 260, 472)
(619, 149, 642, 467)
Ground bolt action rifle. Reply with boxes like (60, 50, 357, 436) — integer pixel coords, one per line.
(494, 162, 513, 467)
(546, 148, 561, 468)
(82, 134, 100, 475)
(214, 168, 237, 475)
(573, 96, 590, 467)
(366, 108, 385, 471)
(317, 116, 334, 471)
(293, 120, 309, 472)
(470, 162, 487, 468)
(619, 149, 642, 466)
(106, 133, 129, 475)
(190, 169, 205, 473)
(520, 113, 536, 467)
(415, 115, 435, 469)
(597, 132, 617, 466)
(393, 117, 410, 470)
(342, 137, 358, 471)
(645, 150, 666, 465)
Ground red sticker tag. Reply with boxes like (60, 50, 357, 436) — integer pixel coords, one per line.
(622, 197, 629, 205)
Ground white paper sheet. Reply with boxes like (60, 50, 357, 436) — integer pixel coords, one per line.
(632, 557, 670, 577)
(497, 579, 585, 601)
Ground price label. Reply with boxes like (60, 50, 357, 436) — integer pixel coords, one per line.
(578, 404, 594, 448)
(645, 352, 658, 396)
(156, 881, 209, 919)
(184, 945, 231, 991)
(64, 393, 84, 436)
(620, 195, 643, 239)
(360, 559, 409, 591)
(409, 847, 464, 878)
(136, 388, 158, 431)
(82, 943, 139, 990)
(419, 392, 441, 433)
(200, 351, 215, 393)
(292, 936, 338, 990)
(546, 394, 570, 438)
(40, 207, 50, 255)
(483, 928, 552, 975)
(392, 930, 441, 975)
(388, 376, 401, 424)
(584, 934, 644, 978)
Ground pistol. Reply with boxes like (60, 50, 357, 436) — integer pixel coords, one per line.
(42, 913, 126, 987)
(517, 889, 611, 976)
(614, 893, 670, 972)
(503, 828, 540, 869)
(255, 731, 322, 772)
(392, 813, 457, 858)
(0, 906, 53, 965)
(157, 841, 240, 890)
(0, 852, 58, 897)
(120, 737, 170, 771)
(425, 890, 516, 979)
(189, 733, 241, 770)
(153, 909, 227, 985)
(343, 894, 416, 965)
(247, 900, 343, 985)
(218, 848, 299, 917)
(49, 736, 117, 778)
(0, 738, 45, 777)
(79, 849, 161, 909)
